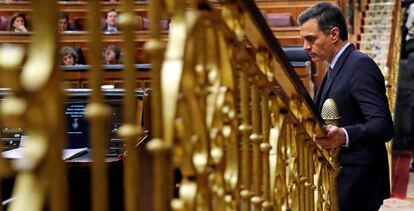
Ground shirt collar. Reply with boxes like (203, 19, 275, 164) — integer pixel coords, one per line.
(108, 26, 117, 31)
(330, 42, 350, 69)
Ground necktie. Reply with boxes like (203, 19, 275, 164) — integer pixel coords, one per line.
(327, 66, 333, 81)
(318, 66, 334, 110)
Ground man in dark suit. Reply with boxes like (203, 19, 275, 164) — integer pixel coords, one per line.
(298, 2, 394, 211)
(102, 9, 119, 33)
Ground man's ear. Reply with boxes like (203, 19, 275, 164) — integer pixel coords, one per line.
(330, 27, 340, 42)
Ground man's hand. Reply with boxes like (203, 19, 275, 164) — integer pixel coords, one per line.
(316, 124, 346, 149)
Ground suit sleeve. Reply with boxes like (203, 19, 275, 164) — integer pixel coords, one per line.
(343, 57, 394, 148)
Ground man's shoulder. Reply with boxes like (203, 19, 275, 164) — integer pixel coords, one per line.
(346, 49, 383, 78)
(339, 43, 365, 60)
(343, 49, 380, 73)
(349, 48, 374, 62)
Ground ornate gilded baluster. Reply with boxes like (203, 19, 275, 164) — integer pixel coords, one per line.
(0, 45, 24, 211)
(85, 1, 111, 211)
(313, 153, 323, 211)
(261, 90, 272, 210)
(302, 137, 312, 211)
(146, 0, 185, 210)
(287, 122, 299, 210)
(250, 80, 263, 210)
(118, 0, 143, 210)
(297, 132, 306, 211)
(307, 144, 316, 211)
(269, 104, 288, 210)
(239, 69, 252, 210)
(322, 165, 330, 210)
(3, 0, 69, 211)
(254, 49, 273, 210)
(205, 30, 240, 210)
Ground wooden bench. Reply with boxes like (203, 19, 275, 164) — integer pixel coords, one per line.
(0, 31, 168, 63)
(62, 64, 152, 89)
(0, 0, 336, 92)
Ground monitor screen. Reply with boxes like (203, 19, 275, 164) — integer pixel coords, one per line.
(64, 88, 146, 149)
(64, 101, 89, 149)
(0, 88, 147, 151)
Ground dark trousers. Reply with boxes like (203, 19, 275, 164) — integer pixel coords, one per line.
(337, 162, 390, 211)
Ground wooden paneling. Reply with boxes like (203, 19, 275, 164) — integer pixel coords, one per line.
(0, 0, 332, 90)
(0, 31, 167, 64)
(62, 65, 151, 89)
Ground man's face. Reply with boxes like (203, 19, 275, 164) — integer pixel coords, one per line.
(299, 18, 335, 62)
(58, 18, 68, 32)
(106, 11, 118, 27)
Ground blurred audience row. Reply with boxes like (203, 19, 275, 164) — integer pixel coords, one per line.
(0, 9, 170, 32)
(0, 0, 148, 2)
(60, 45, 122, 66)
(0, 5, 293, 32)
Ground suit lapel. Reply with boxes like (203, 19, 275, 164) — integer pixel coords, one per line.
(318, 44, 356, 111)
(315, 73, 327, 109)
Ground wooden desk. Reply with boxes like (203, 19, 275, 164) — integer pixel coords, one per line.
(62, 64, 152, 89)
(1, 134, 153, 211)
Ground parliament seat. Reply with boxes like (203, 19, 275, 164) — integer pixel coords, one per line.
(0, 16, 9, 31)
(282, 45, 315, 97)
(266, 13, 293, 27)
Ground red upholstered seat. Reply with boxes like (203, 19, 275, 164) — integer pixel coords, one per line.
(0, 16, 10, 31)
(267, 13, 292, 27)
(73, 17, 86, 31)
(142, 17, 169, 31)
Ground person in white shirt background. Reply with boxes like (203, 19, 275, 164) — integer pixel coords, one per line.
(406, 3, 414, 40)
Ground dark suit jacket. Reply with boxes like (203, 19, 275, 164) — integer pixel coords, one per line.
(315, 44, 393, 211)
(102, 25, 120, 32)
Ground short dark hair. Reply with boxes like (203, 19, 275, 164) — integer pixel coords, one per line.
(58, 12, 69, 22)
(106, 9, 118, 18)
(297, 2, 348, 41)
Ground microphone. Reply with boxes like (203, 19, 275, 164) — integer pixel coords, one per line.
(320, 98, 340, 211)
(321, 98, 340, 126)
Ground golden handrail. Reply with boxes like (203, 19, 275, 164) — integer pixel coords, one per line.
(118, 0, 142, 210)
(0, 0, 356, 210)
(0, 1, 68, 211)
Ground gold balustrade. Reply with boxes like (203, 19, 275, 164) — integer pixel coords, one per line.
(0, 0, 369, 211)
(386, 0, 401, 113)
(0, 1, 68, 211)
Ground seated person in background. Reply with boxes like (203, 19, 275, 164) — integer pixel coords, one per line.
(60, 46, 78, 66)
(407, 3, 414, 41)
(405, 3, 414, 54)
(103, 45, 121, 64)
(1, 0, 25, 2)
(58, 12, 74, 32)
(7, 13, 29, 32)
(102, 9, 119, 32)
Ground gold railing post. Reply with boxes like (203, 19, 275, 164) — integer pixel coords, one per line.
(239, 69, 252, 210)
(250, 79, 263, 210)
(145, 0, 175, 210)
(118, 0, 143, 210)
(307, 144, 316, 211)
(0, 1, 380, 210)
(2, 0, 68, 210)
(261, 90, 272, 210)
(85, 1, 111, 211)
